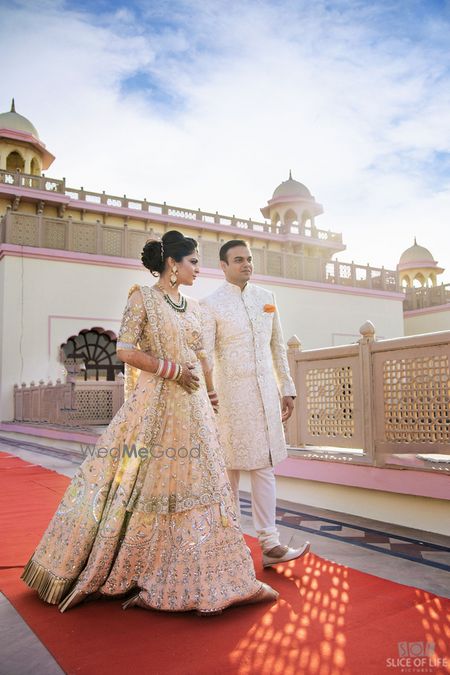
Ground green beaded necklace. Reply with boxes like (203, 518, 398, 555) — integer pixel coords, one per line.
(156, 284, 187, 313)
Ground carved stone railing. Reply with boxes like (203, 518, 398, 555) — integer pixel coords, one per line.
(0, 210, 400, 290)
(404, 284, 450, 310)
(286, 325, 450, 473)
(14, 377, 124, 426)
(1, 209, 151, 260)
(0, 167, 342, 244)
(0, 169, 65, 193)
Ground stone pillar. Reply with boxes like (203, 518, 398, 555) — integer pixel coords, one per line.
(286, 335, 302, 447)
(358, 321, 376, 464)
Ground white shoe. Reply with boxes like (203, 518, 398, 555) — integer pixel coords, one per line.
(262, 541, 311, 568)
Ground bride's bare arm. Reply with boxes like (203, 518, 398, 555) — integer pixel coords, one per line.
(116, 348, 159, 373)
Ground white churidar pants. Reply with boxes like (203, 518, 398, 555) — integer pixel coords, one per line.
(227, 467, 280, 552)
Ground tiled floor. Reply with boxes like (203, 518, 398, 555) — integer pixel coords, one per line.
(244, 497, 450, 570)
(240, 497, 450, 599)
(1, 441, 449, 674)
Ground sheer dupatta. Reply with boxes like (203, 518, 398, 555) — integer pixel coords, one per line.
(117, 284, 143, 402)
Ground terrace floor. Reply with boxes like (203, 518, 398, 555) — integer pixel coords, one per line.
(1, 440, 449, 675)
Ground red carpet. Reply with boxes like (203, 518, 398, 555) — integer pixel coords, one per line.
(1, 451, 449, 675)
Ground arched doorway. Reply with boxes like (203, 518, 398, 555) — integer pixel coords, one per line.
(6, 150, 25, 172)
(413, 273, 426, 288)
(401, 275, 411, 288)
(30, 156, 40, 175)
(61, 328, 124, 381)
(284, 208, 299, 232)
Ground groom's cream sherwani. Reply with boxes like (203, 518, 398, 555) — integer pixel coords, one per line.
(200, 281, 296, 471)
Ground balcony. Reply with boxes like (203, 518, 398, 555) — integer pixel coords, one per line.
(404, 284, 450, 311)
(0, 167, 343, 248)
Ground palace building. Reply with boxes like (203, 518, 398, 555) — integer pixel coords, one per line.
(1, 87, 448, 675)
(0, 101, 448, 424)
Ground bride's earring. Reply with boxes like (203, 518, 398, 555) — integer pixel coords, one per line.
(170, 265, 178, 288)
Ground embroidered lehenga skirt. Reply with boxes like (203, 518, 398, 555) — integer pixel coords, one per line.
(21, 286, 262, 613)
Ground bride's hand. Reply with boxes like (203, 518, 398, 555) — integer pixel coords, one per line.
(178, 362, 200, 393)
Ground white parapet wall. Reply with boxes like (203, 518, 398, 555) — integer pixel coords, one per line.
(404, 306, 450, 335)
(249, 277, 405, 349)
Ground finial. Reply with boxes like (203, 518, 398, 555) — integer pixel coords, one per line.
(10, 98, 16, 113)
(287, 335, 302, 351)
(289, 169, 292, 180)
(359, 320, 376, 343)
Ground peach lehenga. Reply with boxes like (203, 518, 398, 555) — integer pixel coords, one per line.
(21, 285, 263, 613)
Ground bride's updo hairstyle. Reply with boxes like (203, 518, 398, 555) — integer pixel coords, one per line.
(141, 230, 198, 276)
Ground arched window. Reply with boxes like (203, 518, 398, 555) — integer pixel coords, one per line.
(401, 275, 411, 288)
(30, 156, 40, 175)
(413, 273, 426, 288)
(301, 211, 311, 225)
(284, 209, 299, 230)
(271, 211, 281, 231)
(6, 150, 25, 172)
(61, 328, 124, 381)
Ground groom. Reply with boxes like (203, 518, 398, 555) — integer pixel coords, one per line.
(200, 239, 310, 566)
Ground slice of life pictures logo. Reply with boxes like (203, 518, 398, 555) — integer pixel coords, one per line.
(386, 641, 448, 671)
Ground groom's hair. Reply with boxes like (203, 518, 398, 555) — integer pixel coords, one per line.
(219, 239, 249, 263)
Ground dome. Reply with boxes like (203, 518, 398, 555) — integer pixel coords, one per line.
(0, 99, 39, 138)
(399, 239, 436, 266)
(272, 172, 311, 200)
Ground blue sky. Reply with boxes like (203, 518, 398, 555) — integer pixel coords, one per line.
(2, 0, 450, 273)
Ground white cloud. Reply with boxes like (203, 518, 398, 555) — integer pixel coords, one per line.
(1, 0, 450, 274)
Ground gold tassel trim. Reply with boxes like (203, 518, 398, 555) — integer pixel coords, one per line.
(21, 557, 75, 605)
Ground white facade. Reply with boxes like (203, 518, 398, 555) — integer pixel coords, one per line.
(404, 307, 450, 335)
(0, 248, 405, 420)
(254, 280, 404, 348)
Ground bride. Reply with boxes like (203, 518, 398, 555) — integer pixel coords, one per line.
(21, 230, 278, 615)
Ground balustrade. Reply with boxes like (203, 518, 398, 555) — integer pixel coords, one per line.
(286, 326, 450, 473)
(404, 284, 450, 310)
(14, 377, 124, 426)
(0, 168, 342, 243)
(0, 209, 399, 290)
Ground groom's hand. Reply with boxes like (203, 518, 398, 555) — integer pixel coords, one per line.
(281, 396, 294, 422)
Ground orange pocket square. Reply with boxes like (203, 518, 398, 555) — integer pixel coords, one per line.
(263, 304, 276, 313)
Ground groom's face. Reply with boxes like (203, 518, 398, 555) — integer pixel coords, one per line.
(221, 245, 253, 286)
